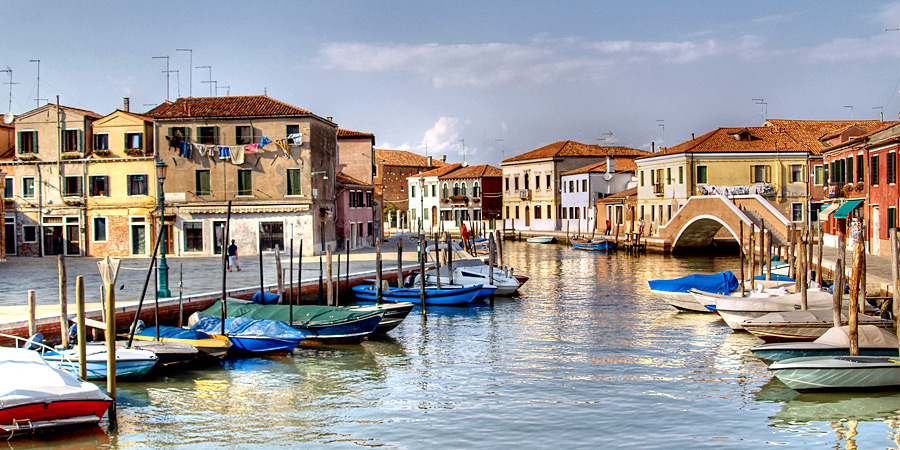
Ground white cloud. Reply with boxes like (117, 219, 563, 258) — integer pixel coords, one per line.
(420, 117, 470, 158)
(318, 35, 766, 88)
(806, 2, 900, 62)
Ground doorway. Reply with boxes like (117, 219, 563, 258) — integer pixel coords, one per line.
(525, 206, 530, 227)
(4, 217, 15, 256)
(872, 206, 880, 255)
(213, 220, 226, 254)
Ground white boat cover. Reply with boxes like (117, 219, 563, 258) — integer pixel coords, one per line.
(0, 347, 110, 411)
(714, 298, 796, 312)
(744, 310, 888, 325)
(815, 325, 898, 348)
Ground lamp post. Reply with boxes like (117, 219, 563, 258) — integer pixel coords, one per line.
(156, 160, 171, 298)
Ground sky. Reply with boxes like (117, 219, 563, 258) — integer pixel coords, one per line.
(5, 1, 900, 166)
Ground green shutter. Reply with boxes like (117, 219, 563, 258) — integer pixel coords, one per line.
(213, 126, 219, 145)
(17, 132, 22, 153)
(77, 130, 83, 152)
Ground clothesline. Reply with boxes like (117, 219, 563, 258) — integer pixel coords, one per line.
(167, 133, 302, 165)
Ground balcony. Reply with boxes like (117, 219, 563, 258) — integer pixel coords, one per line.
(652, 183, 664, 196)
(449, 195, 469, 205)
(517, 189, 532, 200)
(828, 182, 845, 199)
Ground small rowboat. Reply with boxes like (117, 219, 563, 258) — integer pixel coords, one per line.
(527, 236, 556, 244)
(752, 325, 899, 362)
(570, 238, 615, 251)
(42, 346, 158, 380)
(353, 284, 482, 306)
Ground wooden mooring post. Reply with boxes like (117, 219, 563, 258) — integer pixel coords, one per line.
(58, 255, 69, 348)
(326, 245, 334, 306)
(849, 235, 864, 356)
(891, 228, 899, 326)
(75, 276, 87, 380)
(105, 279, 117, 430)
(419, 231, 427, 318)
(27, 290, 36, 336)
(748, 229, 756, 290)
(739, 222, 745, 297)
(765, 229, 772, 281)
(397, 238, 404, 287)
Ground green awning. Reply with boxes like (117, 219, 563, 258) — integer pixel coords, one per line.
(832, 199, 864, 219)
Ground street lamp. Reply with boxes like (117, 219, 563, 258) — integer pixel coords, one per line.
(156, 160, 171, 297)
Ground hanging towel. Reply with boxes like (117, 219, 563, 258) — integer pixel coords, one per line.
(218, 146, 231, 159)
(184, 143, 193, 159)
(244, 143, 260, 153)
(259, 136, 272, 148)
(288, 133, 303, 146)
(231, 145, 245, 165)
(197, 144, 208, 157)
(275, 138, 291, 159)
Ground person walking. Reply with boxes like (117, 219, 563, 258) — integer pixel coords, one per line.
(227, 239, 241, 272)
(605, 219, 612, 235)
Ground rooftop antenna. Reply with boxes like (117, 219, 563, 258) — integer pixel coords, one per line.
(164, 69, 180, 98)
(196, 65, 212, 96)
(217, 85, 230, 96)
(153, 55, 170, 100)
(844, 105, 854, 119)
(203, 80, 217, 96)
(30, 59, 46, 108)
(597, 131, 613, 145)
(752, 98, 767, 123)
(873, 106, 884, 121)
(423, 139, 429, 158)
(656, 120, 665, 147)
(176, 48, 192, 97)
(0, 67, 17, 113)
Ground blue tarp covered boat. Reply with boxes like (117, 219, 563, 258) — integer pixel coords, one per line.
(648, 271, 740, 312)
(352, 284, 482, 305)
(190, 317, 307, 355)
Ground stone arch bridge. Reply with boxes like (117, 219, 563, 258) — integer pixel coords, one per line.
(658, 195, 791, 251)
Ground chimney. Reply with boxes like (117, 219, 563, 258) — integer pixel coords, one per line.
(440, 155, 447, 162)
(427, 156, 433, 167)
(326, 116, 333, 122)
(606, 156, 614, 173)
(692, 133, 695, 140)
(123, 97, 130, 112)
(651, 142, 655, 153)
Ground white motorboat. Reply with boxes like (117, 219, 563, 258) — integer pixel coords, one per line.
(770, 355, 900, 392)
(424, 243, 521, 296)
(526, 236, 556, 244)
(691, 288, 839, 330)
(751, 325, 899, 362)
(742, 309, 894, 342)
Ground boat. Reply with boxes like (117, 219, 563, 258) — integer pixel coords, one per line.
(197, 301, 384, 344)
(408, 275, 498, 301)
(113, 339, 198, 366)
(691, 288, 838, 329)
(132, 325, 233, 358)
(352, 283, 482, 306)
(190, 317, 306, 355)
(41, 345, 158, 380)
(648, 271, 740, 312)
(769, 355, 900, 391)
(343, 302, 415, 334)
(424, 243, 521, 295)
(570, 238, 615, 251)
(761, 258, 791, 276)
(0, 347, 112, 435)
(751, 325, 900, 362)
(527, 236, 556, 244)
(742, 309, 894, 342)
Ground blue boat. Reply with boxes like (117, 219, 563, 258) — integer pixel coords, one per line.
(199, 301, 384, 345)
(42, 346, 159, 380)
(190, 317, 306, 355)
(570, 238, 615, 251)
(648, 271, 740, 312)
(352, 284, 482, 305)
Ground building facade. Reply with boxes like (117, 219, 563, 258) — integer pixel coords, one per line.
(560, 157, 637, 235)
(335, 171, 374, 249)
(374, 149, 445, 229)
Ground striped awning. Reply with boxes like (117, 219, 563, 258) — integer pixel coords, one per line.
(832, 199, 864, 219)
(819, 203, 841, 218)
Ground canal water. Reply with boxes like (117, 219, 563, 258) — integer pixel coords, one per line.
(26, 242, 900, 449)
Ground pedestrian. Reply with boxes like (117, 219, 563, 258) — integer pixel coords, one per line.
(637, 217, 645, 235)
(227, 239, 241, 272)
(605, 219, 612, 235)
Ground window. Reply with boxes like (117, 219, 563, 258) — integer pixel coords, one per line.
(678, 166, 684, 184)
(423, 208, 430, 220)
(4, 177, 12, 198)
(505, 206, 509, 219)
(366, 191, 373, 207)
(473, 182, 480, 196)
(127, 174, 148, 196)
(443, 183, 449, 198)
(63, 176, 83, 197)
(235, 126, 253, 145)
(666, 168, 672, 184)
(524, 174, 529, 190)
(514, 176, 519, 191)
(197, 126, 219, 145)
(582, 179, 587, 191)
(846, 157, 853, 184)
(889, 207, 897, 232)
(574, 208, 580, 220)
(286, 125, 300, 135)
(89, 175, 109, 197)
(183, 222, 204, 252)
(814, 166, 824, 185)
(857, 154, 865, 182)
(461, 182, 467, 196)
(535, 205, 542, 219)
(23, 225, 37, 243)
(810, 203, 821, 222)
(650, 170, 655, 185)
(515, 206, 520, 219)
(124, 132, 143, 150)
(22, 177, 35, 198)
(546, 174, 551, 190)
(94, 133, 109, 151)
(569, 180, 574, 193)
(168, 127, 190, 142)
(640, 170, 645, 187)
(751, 165, 769, 183)
(237, 169, 253, 196)
(18, 131, 37, 153)
(535, 175, 540, 190)
(888, 152, 896, 184)
(287, 168, 302, 195)
(259, 221, 284, 252)
(505, 177, 509, 192)
(791, 165, 803, 183)
(62, 129, 81, 152)
(92, 217, 107, 242)
(871, 155, 880, 186)
(411, 185, 417, 198)
(562, 207, 567, 219)
(696, 166, 708, 184)
(195, 170, 211, 195)
(791, 203, 803, 222)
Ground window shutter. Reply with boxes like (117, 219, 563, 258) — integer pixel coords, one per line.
(213, 126, 220, 145)
(168, 127, 174, 139)
(765, 165, 771, 183)
(124, 133, 129, 149)
(749, 165, 754, 183)
(17, 132, 22, 153)
(77, 130, 83, 152)
(60, 130, 66, 152)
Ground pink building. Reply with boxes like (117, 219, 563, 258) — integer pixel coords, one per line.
(336, 171, 374, 250)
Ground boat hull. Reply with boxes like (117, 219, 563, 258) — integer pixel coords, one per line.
(571, 239, 615, 251)
(0, 399, 111, 427)
(225, 336, 300, 355)
(744, 319, 895, 343)
(527, 236, 556, 244)
(752, 344, 899, 362)
(43, 348, 158, 380)
(650, 290, 710, 312)
(295, 313, 384, 344)
(353, 284, 482, 305)
(770, 356, 900, 391)
(345, 302, 415, 334)
(130, 332, 232, 359)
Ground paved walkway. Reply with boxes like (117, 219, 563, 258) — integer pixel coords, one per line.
(0, 238, 425, 323)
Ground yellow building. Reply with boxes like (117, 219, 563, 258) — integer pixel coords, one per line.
(87, 109, 157, 256)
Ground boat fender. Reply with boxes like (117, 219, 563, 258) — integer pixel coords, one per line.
(24, 333, 44, 351)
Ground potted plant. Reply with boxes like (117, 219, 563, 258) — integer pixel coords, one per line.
(61, 152, 81, 160)
(855, 182, 865, 192)
(17, 154, 38, 162)
(842, 184, 853, 196)
(124, 148, 145, 157)
(472, 196, 481, 203)
(93, 149, 111, 157)
(3, 198, 13, 205)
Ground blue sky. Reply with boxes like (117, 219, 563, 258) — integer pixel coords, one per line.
(4, 1, 900, 165)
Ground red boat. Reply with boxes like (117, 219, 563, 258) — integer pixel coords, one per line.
(0, 347, 112, 434)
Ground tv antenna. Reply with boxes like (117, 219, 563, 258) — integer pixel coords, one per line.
(0, 67, 17, 113)
(752, 98, 767, 123)
(597, 131, 613, 145)
(30, 59, 46, 108)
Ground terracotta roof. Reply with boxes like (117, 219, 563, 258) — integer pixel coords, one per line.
(145, 101, 174, 116)
(418, 163, 463, 178)
(601, 187, 638, 202)
(561, 158, 637, 176)
(337, 128, 374, 139)
(59, 105, 102, 120)
(336, 171, 371, 187)
(0, 121, 12, 129)
(440, 164, 502, 180)
(502, 141, 649, 163)
(148, 95, 314, 119)
(765, 119, 900, 155)
(103, 109, 153, 123)
(375, 149, 447, 168)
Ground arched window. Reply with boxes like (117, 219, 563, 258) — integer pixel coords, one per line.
(473, 181, 480, 196)
(535, 205, 542, 219)
(461, 182, 467, 196)
(442, 183, 448, 198)
(453, 182, 460, 196)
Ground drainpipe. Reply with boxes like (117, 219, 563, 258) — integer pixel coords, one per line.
(37, 165, 43, 257)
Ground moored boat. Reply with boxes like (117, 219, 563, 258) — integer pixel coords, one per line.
(353, 283, 482, 306)
(648, 271, 740, 312)
(751, 325, 899, 362)
(132, 325, 232, 358)
(42, 346, 158, 380)
(190, 317, 306, 355)
(424, 243, 521, 295)
(0, 347, 112, 435)
(742, 310, 894, 342)
(570, 238, 615, 251)
(527, 236, 556, 244)
(344, 302, 415, 334)
(769, 355, 900, 392)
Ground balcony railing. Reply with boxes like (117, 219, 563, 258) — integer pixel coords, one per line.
(828, 182, 845, 199)
(652, 183, 664, 195)
(517, 189, 531, 200)
(449, 195, 469, 204)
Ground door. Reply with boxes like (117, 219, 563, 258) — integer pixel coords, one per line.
(4, 218, 15, 256)
(872, 206, 881, 255)
(213, 221, 226, 254)
(65, 224, 81, 256)
(43, 226, 63, 256)
(350, 222, 357, 249)
(131, 224, 146, 255)
(525, 206, 531, 227)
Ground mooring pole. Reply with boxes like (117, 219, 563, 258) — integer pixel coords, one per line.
(326, 246, 334, 306)
(891, 228, 899, 325)
(75, 276, 87, 380)
(178, 263, 184, 326)
(27, 290, 36, 336)
(58, 255, 68, 348)
(849, 235, 864, 356)
(221, 200, 232, 336)
(739, 222, 745, 297)
(375, 219, 383, 305)
(419, 231, 427, 318)
(397, 238, 404, 287)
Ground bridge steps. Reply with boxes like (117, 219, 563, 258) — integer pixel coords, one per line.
(740, 209, 788, 247)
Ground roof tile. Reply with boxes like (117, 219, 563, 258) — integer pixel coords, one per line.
(375, 149, 447, 168)
(502, 140, 649, 163)
(148, 95, 314, 119)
